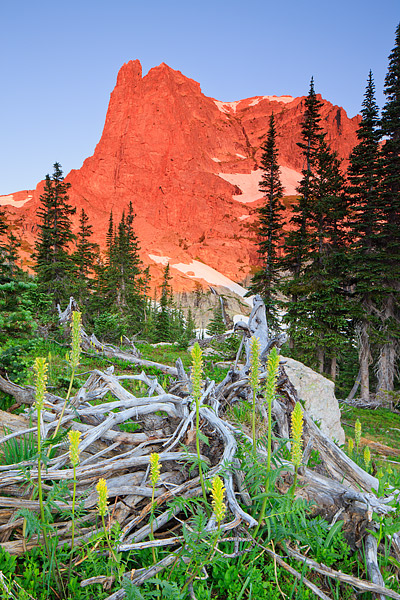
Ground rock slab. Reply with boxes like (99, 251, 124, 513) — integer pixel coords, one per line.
(282, 356, 345, 446)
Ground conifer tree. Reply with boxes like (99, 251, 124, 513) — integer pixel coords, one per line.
(0, 210, 21, 283)
(185, 308, 196, 341)
(281, 78, 323, 283)
(249, 113, 285, 329)
(33, 163, 76, 305)
(347, 71, 382, 400)
(0, 210, 37, 341)
(156, 263, 173, 341)
(207, 303, 226, 335)
(72, 208, 99, 304)
(92, 206, 146, 335)
(281, 79, 350, 374)
(376, 23, 400, 395)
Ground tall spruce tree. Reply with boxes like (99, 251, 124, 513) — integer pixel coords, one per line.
(156, 263, 173, 341)
(95, 206, 145, 327)
(0, 210, 21, 283)
(376, 23, 400, 395)
(72, 208, 99, 304)
(347, 71, 382, 400)
(282, 78, 324, 277)
(249, 113, 285, 329)
(281, 79, 350, 374)
(33, 163, 76, 305)
(281, 78, 323, 320)
(0, 210, 37, 342)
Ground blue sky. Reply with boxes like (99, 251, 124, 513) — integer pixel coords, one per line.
(1, 0, 398, 195)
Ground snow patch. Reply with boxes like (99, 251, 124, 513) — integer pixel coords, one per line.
(248, 98, 261, 107)
(172, 260, 253, 306)
(211, 157, 221, 163)
(236, 153, 246, 159)
(0, 193, 32, 207)
(214, 100, 241, 114)
(148, 254, 172, 266)
(218, 171, 264, 204)
(279, 166, 302, 195)
(263, 95, 294, 104)
(239, 215, 251, 221)
(218, 165, 301, 202)
(148, 255, 253, 307)
(215, 95, 294, 113)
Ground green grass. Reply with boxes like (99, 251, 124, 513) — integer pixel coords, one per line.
(340, 404, 400, 450)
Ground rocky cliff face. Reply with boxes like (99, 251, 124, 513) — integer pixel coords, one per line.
(2, 60, 360, 292)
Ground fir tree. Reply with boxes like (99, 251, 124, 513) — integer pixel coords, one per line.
(33, 163, 76, 305)
(185, 308, 196, 341)
(375, 23, 400, 395)
(347, 71, 382, 400)
(100, 207, 143, 311)
(92, 206, 146, 335)
(156, 263, 173, 341)
(0, 210, 37, 342)
(281, 79, 350, 374)
(281, 78, 324, 282)
(0, 210, 21, 283)
(249, 113, 285, 329)
(207, 303, 226, 335)
(72, 208, 99, 304)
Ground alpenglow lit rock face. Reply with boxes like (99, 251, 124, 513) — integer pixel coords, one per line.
(283, 356, 345, 445)
(3, 60, 360, 291)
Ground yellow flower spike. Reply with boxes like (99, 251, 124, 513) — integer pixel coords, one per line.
(355, 419, 362, 452)
(190, 342, 209, 511)
(96, 478, 108, 517)
(265, 347, 280, 401)
(347, 437, 354, 455)
(70, 311, 82, 370)
(364, 446, 371, 469)
(150, 452, 161, 488)
(33, 357, 48, 412)
(249, 336, 261, 394)
(68, 430, 82, 467)
(264, 346, 280, 472)
(211, 475, 226, 524)
(291, 402, 304, 469)
(190, 342, 203, 402)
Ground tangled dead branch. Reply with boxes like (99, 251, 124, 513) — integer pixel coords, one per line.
(0, 295, 399, 598)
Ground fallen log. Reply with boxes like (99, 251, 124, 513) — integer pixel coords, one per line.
(0, 295, 398, 598)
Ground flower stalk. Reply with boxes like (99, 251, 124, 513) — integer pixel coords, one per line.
(256, 347, 280, 534)
(249, 336, 261, 456)
(290, 401, 304, 497)
(51, 311, 82, 447)
(149, 452, 161, 565)
(191, 342, 208, 509)
(33, 358, 49, 545)
(68, 429, 81, 560)
(96, 478, 117, 562)
(355, 419, 362, 453)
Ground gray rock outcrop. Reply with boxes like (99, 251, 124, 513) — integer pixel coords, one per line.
(282, 356, 345, 446)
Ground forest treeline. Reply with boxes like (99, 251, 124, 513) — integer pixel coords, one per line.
(249, 24, 400, 402)
(0, 163, 196, 351)
(0, 25, 399, 402)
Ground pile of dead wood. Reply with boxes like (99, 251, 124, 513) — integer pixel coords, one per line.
(0, 296, 399, 600)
